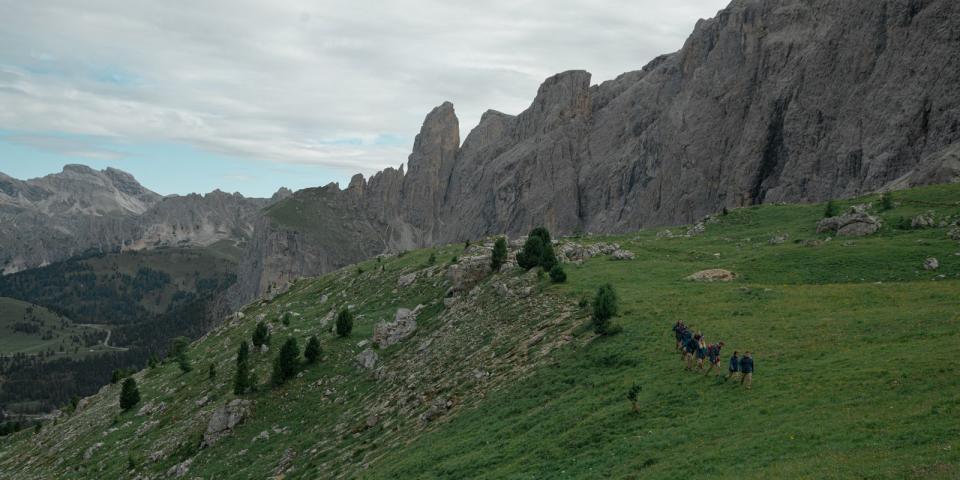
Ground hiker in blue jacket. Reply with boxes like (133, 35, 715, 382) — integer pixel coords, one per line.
(725, 351, 740, 382)
(680, 328, 694, 364)
(739, 352, 754, 389)
(684, 332, 700, 370)
(704, 342, 724, 377)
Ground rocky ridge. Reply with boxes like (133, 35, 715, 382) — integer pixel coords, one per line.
(236, 0, 960, 303)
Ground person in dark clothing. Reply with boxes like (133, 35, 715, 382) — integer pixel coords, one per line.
(739, 352, 754, 389)
(680, 328, 694, 364)
(684, 333, 699, 370)
(694, 335, 707, 370)
(672, 321, 686, 352)
(725, 351, 740, 382)
(704, 342, 724, 377)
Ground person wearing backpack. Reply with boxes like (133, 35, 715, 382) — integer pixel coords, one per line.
(725, 351, 740, 382)
(704, 342, 724, 377)
(739, 352, 754, 389)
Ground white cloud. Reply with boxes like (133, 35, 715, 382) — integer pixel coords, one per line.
(0, 0, 729, 177)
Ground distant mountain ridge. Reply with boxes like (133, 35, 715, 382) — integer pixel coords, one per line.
(232, 0, 960, 304)
(0, 165, 290, 274)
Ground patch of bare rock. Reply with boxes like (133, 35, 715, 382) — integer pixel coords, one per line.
(686, 269, 736, 282)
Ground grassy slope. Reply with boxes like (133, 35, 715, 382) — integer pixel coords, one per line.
(0, 297, 90, 356)
(1, 184, 958, 479)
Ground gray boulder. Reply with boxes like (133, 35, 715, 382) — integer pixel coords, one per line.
(447, 255, 490, 292)
(373, 307, 420, 348)
(610, 249, 635, 261)
(817, 209, 882, 237)
(203, 399, 252, 447)
(355, 348, 379, 370)
(924, 258, 940, 271)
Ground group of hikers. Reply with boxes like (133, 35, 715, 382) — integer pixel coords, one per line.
(671, 320, 754, 389)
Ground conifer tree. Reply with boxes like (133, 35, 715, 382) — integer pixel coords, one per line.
(233, 341, 250, 395)
(336, 308, 353, 337)
(119, 378, 140, 411)
(252, 322, 270, 349)
(304, 335, 321, 364)
(592, 284, 619, 335)
(491, 237, 508, 272)
(271, 338, 300, 386)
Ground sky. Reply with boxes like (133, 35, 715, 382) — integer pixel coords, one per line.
(0, 0, 730, 198)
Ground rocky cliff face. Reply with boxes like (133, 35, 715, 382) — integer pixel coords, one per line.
(0, 165, 274, 273)
(236, 0, 960, 303)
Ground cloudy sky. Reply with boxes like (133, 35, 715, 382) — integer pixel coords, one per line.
(0, 0, 729, 197)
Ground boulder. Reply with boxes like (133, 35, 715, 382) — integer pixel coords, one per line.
(948, 227, 960, 241)
(817, 209, 882, 237)
(911, 213, 936, 229)
(373, 307, 420, 348)
(167, 458, 193, 478)
(924, 258, 940, 271)
(203, 399, 252, 447)
(610, 249, 635, 261)
(136, 401, 166, 417)
(355, 348, 378, 370)
(447, 255, 490, 292)
(686, 269, 736, 282)
(419, 397, 451, 424)
(768, 233, 790, 245)
(686, 222, 706, 237)
(397, 272, 417, 288)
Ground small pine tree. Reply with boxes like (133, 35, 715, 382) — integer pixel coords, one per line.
(208, 363, 216, 381)
(464, 240, 471, 250)
(304, 335, 321, 364)
(549, 264, 567, 283)
(516, 235, 545, 270)
(627, 383, 641, 413)
(491, 237, 508, 272)
(111, 369, 123, 384)
(592, 284, 619, 335)
(271, 337, 301, 386)
(450, 255, 458, 264)
(823, 200, 839, 218)
(252, 322, 270, 348)
(147, 354, 159, 369)
(336, 308, 353, 338)
(177, 351, 192, 374)
(282, 312, 291, 326)
(880, 192, 894, 211)
(427, 251, 436, 265)
(234, 341, 250, 395)
(119, 378, 140, 411)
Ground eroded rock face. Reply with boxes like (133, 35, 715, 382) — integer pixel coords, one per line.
(203, 399, 252, 447)
(447, 256, 491, 293)
(373, 307, 420, 348)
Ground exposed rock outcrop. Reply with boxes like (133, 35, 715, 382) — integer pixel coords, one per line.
(373, 307, 420, 348)
(817, 209, 883, 237)
(686, 269, 736, 282)
(202, 399, 252, 447)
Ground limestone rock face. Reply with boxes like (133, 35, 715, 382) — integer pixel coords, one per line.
(229, 0, 960, 305)
(203, 399, 252, 447)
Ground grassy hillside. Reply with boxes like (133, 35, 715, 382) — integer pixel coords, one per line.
(1, 184, 958, 479)
(0, 298, 104, 359)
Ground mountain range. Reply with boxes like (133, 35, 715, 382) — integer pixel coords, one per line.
(3, 0, 959, 306)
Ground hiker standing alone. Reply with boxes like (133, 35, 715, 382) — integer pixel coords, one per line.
(739, 352, 754, 389)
